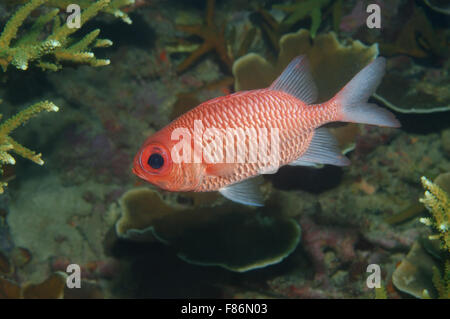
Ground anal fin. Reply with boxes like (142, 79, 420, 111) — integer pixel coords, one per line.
(290, 128, 350, 167)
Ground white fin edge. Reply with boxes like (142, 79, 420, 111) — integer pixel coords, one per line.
(289, 160, 324, 168)
(336, 57, 400, 128)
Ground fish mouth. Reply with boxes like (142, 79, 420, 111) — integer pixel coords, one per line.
(132, 165, 168, 189)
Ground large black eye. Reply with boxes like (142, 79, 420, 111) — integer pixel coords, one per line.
(148, 153, 164, 169)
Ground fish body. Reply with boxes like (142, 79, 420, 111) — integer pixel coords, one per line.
(133, 56, 400, 206)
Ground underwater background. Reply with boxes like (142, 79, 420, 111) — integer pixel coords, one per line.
(0, 0, 449, 299)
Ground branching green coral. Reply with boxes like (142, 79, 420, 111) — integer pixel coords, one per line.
(0, 0, 133, 193)
(431, 262, 449, 299)
(0, 100, 59, 193)
(375, 285, 387, 299)
(4, 0, 135, 24)
(45, 0, 135, 24)
(0, 0, 133, 72)
(273, 0, 331, 38)
(419, 176, 449, 250)
(419, 176, 449, 299)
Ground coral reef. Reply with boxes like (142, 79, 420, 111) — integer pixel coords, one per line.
(0, 251, 12, 275)
(420, 174, 450, 299)
(393, 174, 450, 299)
(0, 0, 136, 193)
(6, 174, 123, 284)
(375, 285, 387, 299)
(431, 259, 449, 299)
(442, 129, 450, 157)
(0, 247, 32, 277)
(0, 0, 128, 72)
(114, 187, 301, 272)
(392, 240, 440, 298)
(51, 256, 121, 281)
(254, 0, 342, 54)
(334, 1, 450, 114)
(0, 266, 103, 298)
(20, 272, 67, 299)
(419, 176, 449, 250)
(384, 202, 425, 225)
(374, 57, 450, 114)
(380, 6, 448, 59)
(233, 29, 378, 101)
(262, 119, 450, 298)
(298, 216, 358, 283)
(45, 0, 135, 24)
(0, 100, 58, 193)
(273, 0, 331, 38)
(0, 271, 66, 299)
(339, 0, 366, 32)
(369, 5, 450, 114)
(424, 0, 450, 15)
(175, 0, 232, 73)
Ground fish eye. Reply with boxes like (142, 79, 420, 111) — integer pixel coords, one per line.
(148, 153, 164, 169)
(138, 143, 172, 176)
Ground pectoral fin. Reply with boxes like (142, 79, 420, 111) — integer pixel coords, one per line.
(206, 163, 236, 177)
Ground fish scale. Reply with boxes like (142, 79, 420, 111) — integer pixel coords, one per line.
(162, 89, 333, 192)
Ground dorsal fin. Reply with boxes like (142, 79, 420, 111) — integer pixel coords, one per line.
(269, 55, 318, 104)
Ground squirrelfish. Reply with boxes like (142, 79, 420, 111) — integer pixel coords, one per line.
(133, 56, 400, 206)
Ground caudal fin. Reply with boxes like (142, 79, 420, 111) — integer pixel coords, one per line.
(335, 57, 400, 128)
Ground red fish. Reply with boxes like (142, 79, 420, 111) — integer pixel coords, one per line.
(133, 56, 399, 206)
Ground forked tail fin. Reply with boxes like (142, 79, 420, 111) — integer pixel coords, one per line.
(335, 57, 400, 128)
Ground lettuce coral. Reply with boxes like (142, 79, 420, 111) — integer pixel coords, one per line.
(114, 187, 301, 272)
